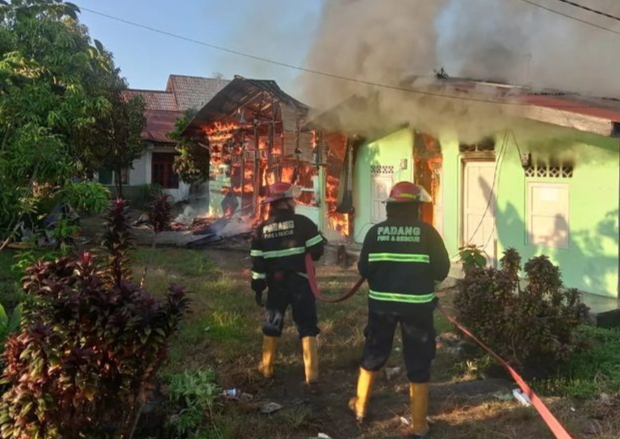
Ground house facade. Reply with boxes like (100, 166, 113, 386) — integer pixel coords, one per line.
(99, 75, 229, 203)
(308, 80, 620, 302)
(350, 125, 619, 301)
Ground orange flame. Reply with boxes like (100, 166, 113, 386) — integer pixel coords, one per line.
(281, 167, 295, 184)
(328, 214, 350, 237)
(205, 121, 239, 143)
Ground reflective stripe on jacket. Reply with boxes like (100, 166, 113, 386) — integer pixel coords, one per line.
(250, 210, 324, 282)
(358, 220, 450, 314)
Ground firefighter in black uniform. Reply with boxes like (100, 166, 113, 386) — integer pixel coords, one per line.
(250, 182, 325, 386)
(349, 181, 450, 439)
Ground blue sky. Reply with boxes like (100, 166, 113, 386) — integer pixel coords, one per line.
(77, 1, 323, 94)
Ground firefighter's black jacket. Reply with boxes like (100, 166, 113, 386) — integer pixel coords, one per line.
(250, 209, 324, 292)
(358, 217, 450, 315)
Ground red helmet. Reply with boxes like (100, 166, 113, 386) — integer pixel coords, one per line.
(386, 181, 432, 203)
(263, 181, 296, 204)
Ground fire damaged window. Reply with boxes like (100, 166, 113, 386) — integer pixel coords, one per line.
(459, 137, 495, 153)
(151, 153, 179, 189)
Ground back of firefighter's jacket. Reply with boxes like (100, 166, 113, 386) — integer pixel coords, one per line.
(358, 219, 450, 315)
(250, 210, 324, 283)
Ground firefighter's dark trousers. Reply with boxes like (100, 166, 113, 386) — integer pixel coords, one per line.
(263, 273, 320, 339)
(360, 309, 436, 383)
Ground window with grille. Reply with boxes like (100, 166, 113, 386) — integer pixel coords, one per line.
(459, 137, 495, 153)
(152, 153, 179, 189)
(523, 165, 574, 179)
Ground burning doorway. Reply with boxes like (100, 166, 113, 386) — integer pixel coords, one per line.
(413, 132, 443, 230)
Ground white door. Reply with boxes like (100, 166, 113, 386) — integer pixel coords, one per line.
(433, 166, 444, 237)
(371, 175, 393, 223)
(463, 161, 497, 266)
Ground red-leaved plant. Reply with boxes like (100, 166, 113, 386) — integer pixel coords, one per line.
(0, 199, 189, 439)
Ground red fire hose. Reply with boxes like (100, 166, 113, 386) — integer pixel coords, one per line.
(304, 253, 574, 439)
(304, 253, 365, 303)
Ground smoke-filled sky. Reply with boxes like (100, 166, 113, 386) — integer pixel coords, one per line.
(79, 0, 620, 105)
(301, 0, 620, 109)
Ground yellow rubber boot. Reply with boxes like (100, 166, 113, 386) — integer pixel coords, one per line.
(409, 383, 430, 438)
(301, 336, 319, 384)
(258, 336, 278, 378)
(348, 368, 375, 422)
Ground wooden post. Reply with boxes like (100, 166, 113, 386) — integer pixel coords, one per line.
(240, 132, 245, 210)
(252, 122, 260, 214)
(317, 131, 327, 235)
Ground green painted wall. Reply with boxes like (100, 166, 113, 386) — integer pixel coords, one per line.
(496, 134, 619, 298)
(438, 130, 619, 298)
(352, 125, 619, 298)
(436, 133, 461, 260)
(353, 129, 414, 243)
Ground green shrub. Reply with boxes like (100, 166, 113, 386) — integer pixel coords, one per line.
(136, 184, 165, 210)
(458, 244, 487, 274)
(0, 303, 21, 350)
(536, 326, 620, 399)
(166, 369, 222, 439)
(59, 181, 111, 214)
(454, 248, 590, 376)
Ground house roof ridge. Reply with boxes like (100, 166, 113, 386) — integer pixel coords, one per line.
(125, 88, 174, 94)
(168, 74, 223, 80)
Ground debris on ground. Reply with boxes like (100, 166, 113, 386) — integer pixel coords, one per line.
(222, 388, 253, 402)
(512, 388, 532, 407)
(260, 402, 283, 414)
(385, 367, 401, 381)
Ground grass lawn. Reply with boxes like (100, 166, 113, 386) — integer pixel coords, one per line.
(132, 247, 618, 439)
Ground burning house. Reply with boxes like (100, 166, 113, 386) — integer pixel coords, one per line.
(181, 76, 354, 242)
(305, 78, 620, 306)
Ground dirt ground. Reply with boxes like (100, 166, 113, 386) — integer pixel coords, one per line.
(134, 245, 617, 439)
(73, 211, 618, 438)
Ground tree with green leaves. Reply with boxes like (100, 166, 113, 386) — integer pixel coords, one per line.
(0, 0, 145, 242)
(95, 88, 146, 199)
(168, 108, 211, 185)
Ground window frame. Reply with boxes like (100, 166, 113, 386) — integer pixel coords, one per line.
(526, 182, 570, 250)
(151, 153, 179, 189)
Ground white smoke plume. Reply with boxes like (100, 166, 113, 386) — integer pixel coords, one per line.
(300, 0, 620, 141)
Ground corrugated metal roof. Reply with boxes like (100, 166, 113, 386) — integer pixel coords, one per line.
(142, 110, 184, 144)
(308, 78, 620, 137)
(166, 75, 230, 112)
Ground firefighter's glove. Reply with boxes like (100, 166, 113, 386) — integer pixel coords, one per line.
(251, 279, 267, 307)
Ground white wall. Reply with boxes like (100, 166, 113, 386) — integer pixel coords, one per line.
(128, 147, 192, 203)
(165, 182, 191, 203)
(129, 151, 150, 186)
